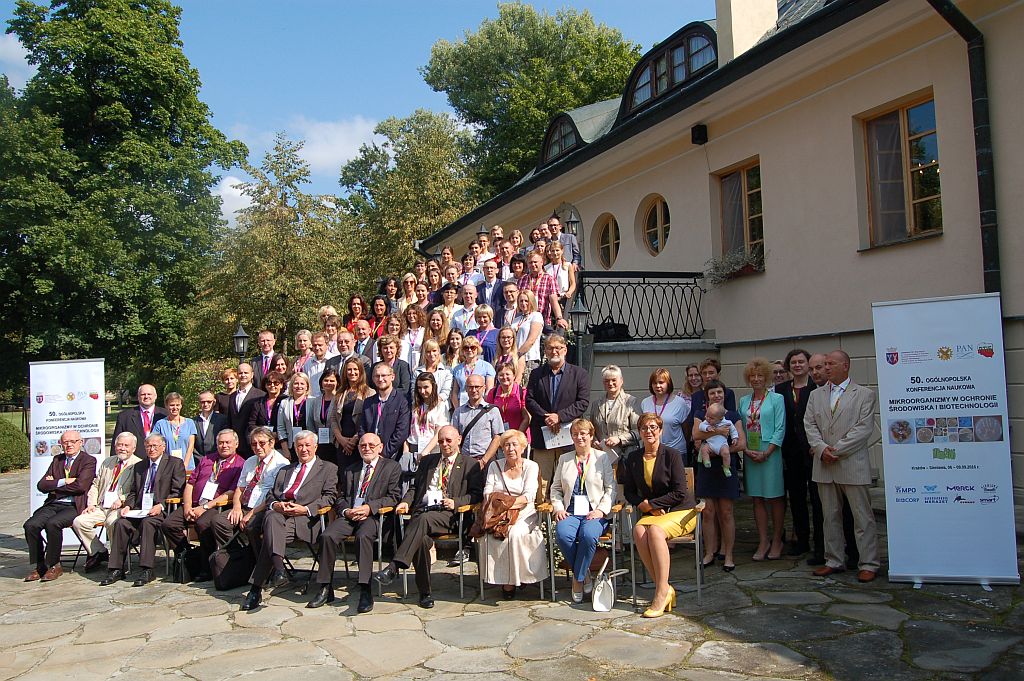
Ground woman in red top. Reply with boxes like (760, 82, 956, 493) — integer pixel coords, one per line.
(343, 294, 367, 333)
(368, 296, 390, 338)
(487, 361, 531, 443)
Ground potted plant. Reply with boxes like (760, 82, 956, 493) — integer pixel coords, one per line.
(703, 247, 765, 287)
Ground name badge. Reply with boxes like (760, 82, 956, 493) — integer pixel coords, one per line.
(171, 448, 183, 461)
(201, 480, 219, 502)
(746, 430, 762, 451)
(103, 491, 119, 509)
(572, 494, 591, 516)
(354, 496, 365, 508)
(426, 490, 443, 506)
(502, 422, 510, 431)
(318, 427, 330, 444)
(141, 493, 154, 512)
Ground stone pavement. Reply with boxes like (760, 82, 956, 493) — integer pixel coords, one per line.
(1, 468, 1021, 681)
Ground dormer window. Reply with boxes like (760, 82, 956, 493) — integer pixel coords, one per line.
(626, 24, 717, 114)
(543, 119, 578, 164)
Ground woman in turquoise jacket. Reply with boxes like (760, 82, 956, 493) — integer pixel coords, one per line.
(739, 358, 787, 561)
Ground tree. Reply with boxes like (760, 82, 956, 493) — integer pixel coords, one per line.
(340, 109, 478, 278)
(422, 3, 641, 194)
(186, 134, 358, 359)
(2, 0, 246, 392)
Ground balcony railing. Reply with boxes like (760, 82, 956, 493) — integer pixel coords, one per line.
(576, 271, 706, 341)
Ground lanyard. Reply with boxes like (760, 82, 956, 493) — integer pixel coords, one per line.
(63, 456, 76, 479)
(108, 461, 124, 491)
(575, 451, 591, 495)
(320, 398, 331, 423)
(654, 394, 671, 418)
(358, 464, 374, 496)
(170, 420, 182, 444)
(747, 397, 763, 429)
(212, 455, 235, 482)
(266, 399, 273, 422)
(477, 328, 494, 347)
(375, 398, 386, 434)
(293, 398, 305, 425)
(417, 405, 430, 433)
(440, 457, 454, 490)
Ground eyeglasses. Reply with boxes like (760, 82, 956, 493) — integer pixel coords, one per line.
(358, 443, 381, 450)
(640, 424, 661, 432)
(58, 439, 82, 446)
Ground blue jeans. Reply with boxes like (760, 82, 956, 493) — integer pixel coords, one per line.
(555, 515, 609, 582)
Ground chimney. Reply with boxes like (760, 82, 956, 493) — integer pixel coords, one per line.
(715, 0, 780, 62)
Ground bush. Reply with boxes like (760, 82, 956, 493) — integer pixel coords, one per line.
(0, 417, 29, 472)
(175, 358, 237, 415)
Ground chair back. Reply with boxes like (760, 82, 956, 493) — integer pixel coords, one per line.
(684, 466, 695, 504)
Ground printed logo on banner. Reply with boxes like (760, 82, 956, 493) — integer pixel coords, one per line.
(980, 496, 999, 505)
(947, 485, 974, 492)
(982, 484, 998, 492)
(35, 393, 43, 404)
(895, 497, 919, 503)
(953, 495, 975, 504)
(895, 486, 916, 494)
(977, 343, 995, 358)
(924, 496, 949, 504)
(923, 485, 941, 494)
(886, 348, 899, 365)
(937, 346, 953, 361)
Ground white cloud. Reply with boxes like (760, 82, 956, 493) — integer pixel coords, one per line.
(288, 114, 378, 173)
(0, 34, 36, 90)
(214, 175, 250, 228)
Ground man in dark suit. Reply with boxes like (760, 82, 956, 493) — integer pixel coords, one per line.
(374, 426, 483, 608)
(353, 320, 374, 358)
(477, 258, 506, 320)
(547, 214, 581, 268)
(251, 329, 284, 390)
(24, 430, 97, 582)
(110, 384, 167, 457)
(359, 363, 411, 462)
(193, 390, 228, 463)
(241, 430, 338, 611)
(100, 433, 187, 586)
(777, 349, 817, 557)
(228, 363, 266, 458)
(525, 334, 590, 502)
(325, 329, 371, 377)
(307, 433, 401, 612)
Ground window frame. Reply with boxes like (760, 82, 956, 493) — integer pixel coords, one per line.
(641, 197, 671, 257)
(542, 118, 579, 165)
(864, 97, 942, 246)
(596, 215, 620, 269)
(719, 161, 763, 261)
(626, 25, 717, 113)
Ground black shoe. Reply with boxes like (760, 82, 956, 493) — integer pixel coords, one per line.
(132, 568, 154, 587)
(357, 587, 374, 613)
(99, 568, 125, 586)
(267, 569, 290, 590)
(193, 571, 212, 583)
(787, 542, 810, 557)
(306, 584, 335, 608)
(502, 586, 516, 600)
(84, 552, 108, 573)
(241, 589, 262, 611)
(807, 556, 826, 566)
(373, 564, 397, 586)
(418, 593, 434, 609)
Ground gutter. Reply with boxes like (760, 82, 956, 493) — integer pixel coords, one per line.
(924, 0, 1001, 293)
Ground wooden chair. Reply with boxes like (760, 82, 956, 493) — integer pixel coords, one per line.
(626, 467, 705, 609)
(395, 504, 475, 599)
(337, 505, 393, 595)
(541, 501, 624, 602)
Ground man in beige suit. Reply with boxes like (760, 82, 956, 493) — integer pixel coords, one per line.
(72, 432, 141, 572)
(803, 350, 880, 582)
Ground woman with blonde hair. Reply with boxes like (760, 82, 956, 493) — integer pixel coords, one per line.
(330, 357, 375, 469)
(451, 336, 495, 408)
(425, 309, 449, 347)
(215, 367, 238, 415)
(413, 339, 453, 404)
(493, 326, 525, 386)
(398, 272, 418, 313)
(510, 289, 544, 386)
(277, 372, 311, 461)
(587, 364, 641, 462)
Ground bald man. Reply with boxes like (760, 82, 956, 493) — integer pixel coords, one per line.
(308, 433, 402, 612)
(110, 384, 167, 456)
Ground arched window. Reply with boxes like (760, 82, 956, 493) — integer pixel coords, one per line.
(642, 197, 671, 256)
(543, 119, 578, 164)
(624, 24, 717, 115)
(595, 215, 620, 269)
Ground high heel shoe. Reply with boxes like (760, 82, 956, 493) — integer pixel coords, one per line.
(642, 589, 676, 618)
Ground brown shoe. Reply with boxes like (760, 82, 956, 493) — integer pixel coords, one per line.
(813, 565, 845, 577)
(857, 570, 877, 583)
(40, 565, 63, 582)
(24, 570, 42, 582)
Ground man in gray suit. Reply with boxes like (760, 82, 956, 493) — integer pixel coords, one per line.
(804, 350, 880, 583)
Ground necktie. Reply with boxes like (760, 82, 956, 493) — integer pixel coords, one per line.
(108, 461, 124, 492)
(284, 462, 307, 501)
(358, 464, 373, 497)
(141, 409, 152, 436)
(145, 461, 157, 493)
(241, 460, 264, 507)
(440, 458, 453, 491)
(263, 356, 270, 375)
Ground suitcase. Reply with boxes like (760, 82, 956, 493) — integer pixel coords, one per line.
(210, 537, 256, 591)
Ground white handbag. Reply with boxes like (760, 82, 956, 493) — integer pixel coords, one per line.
(591, 557, 628, 612)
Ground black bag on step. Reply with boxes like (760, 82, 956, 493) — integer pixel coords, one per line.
(209, 537, 256, 591)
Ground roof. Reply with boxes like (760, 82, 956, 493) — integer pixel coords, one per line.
(568, 97, 621, 144)
(421, 0, 889, 252)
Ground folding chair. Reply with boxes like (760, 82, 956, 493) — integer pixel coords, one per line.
(337, 505, 393, 595)
(627, 467, 705, 609)
(282, 505, 331, 595)
(473, 502, 548, 601)
(542, 502, 624, 602)
(71, 520, 105, 571)
(395, 504, 475, 599)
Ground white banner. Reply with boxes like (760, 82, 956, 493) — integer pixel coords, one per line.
(872, 293, 1018, 585)
(29, 360, 106, 542)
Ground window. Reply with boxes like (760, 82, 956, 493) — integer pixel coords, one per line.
(643, 197, 671, 256)
(596, 216, 620, 269)
(721, 163, 763, 259)
(627, 26, 716, 112)
(865, 99, 941, 245)
(543, 119, 578, 163)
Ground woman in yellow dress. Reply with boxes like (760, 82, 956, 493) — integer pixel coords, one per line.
(619, 413, 695, 618)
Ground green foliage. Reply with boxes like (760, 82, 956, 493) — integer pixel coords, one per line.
(173, 357, 235, 415)
(0, 416, 29, 472)
(0, 1, 246, 394)
(422, 3, 641, 194)
(187, 134, 358, 358)
(340, 109, 478, 279)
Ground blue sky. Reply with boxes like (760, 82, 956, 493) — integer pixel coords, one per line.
(1, 1, 717, 221)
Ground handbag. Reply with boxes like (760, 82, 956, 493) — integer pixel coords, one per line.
(588, 316, 631, 343)
(468, 462, 520, 540)
(172, 545, 207, 584)
(209, 534, 256, 591)
(591, 556, 628, 612)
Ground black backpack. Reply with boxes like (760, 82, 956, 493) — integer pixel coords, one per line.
(209, 535, 256, 591)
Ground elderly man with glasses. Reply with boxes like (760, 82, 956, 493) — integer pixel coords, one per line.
(24, 430, 98, 582)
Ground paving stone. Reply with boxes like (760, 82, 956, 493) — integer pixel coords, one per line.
(23, 639, 143, 680)
(78, 613, 169, 643)
(173, 596, 233, 618)
(904, 620, 1022, 672)
(894, 590, 996, 622)
(507, 620, 594, 659)
(233, 603, 299, 628)
(239, 665, 354, 681)
(922, 583, 1015, 611)
(1, 619, 79, 648)
(110, 587, 167, 606)
(0, 647, 50, 681)
(822, 587, 893, 604)
(674, 670, 794, 681)
(405, 597, 466, 621)
(351, 611, 424, 632)
(281, 611, 356, 639)
(422, 674, 518, 681)
(2, 596, 118, 623)
(830, 603, 909, 630)
(184, 640, 328, 681)
(148, 614, 232, 640)
(756, 591, 831, 605)
(674, 584, 754, 616)
(705, 606, 858, 642)
(533, 602, 634, 623)
(2, 580, 103, 606)
(425, 648, 513, 673)
(614, 613, 704, 640)
(374, 669, 433, 681)
(320, 629, 444, 677)
(425, 608, 532, 647)
(516, 654, 613, 681)
(688, 640, 816, 677)
(795, 630, 928, 681)
(192, 628, 283, 659)
(576, 629, 690, 669)
(464, 597, 534, 614)
(980, 646, 1024, 681)
(126, 636, 212, 669)
(739, 577, 830, 592)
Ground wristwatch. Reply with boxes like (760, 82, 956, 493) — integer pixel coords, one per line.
(202, 503, 209, 510)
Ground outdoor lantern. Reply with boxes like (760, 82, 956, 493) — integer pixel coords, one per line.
(568, 296, 590, 337)
(232, 323, 249, 361)
(565, 208, 581, 236)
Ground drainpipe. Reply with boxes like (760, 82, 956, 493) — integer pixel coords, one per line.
(924, 0, 1000, 292)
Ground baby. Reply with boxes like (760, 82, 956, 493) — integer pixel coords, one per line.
(698, 403, 738, 477)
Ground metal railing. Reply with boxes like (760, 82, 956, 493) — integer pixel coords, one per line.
(577, 271, 706, 341)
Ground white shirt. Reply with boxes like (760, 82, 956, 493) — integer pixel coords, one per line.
(353, 458, 377, 507)
(830, 378, 850, 411)
(306, 357, 327, 397)
(277, 458, 318, 510)
(451, 305, 479, 333)
(237, 450, 289, 509)
(423, 454, 458, 506)
(235, 386, 251, 410)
